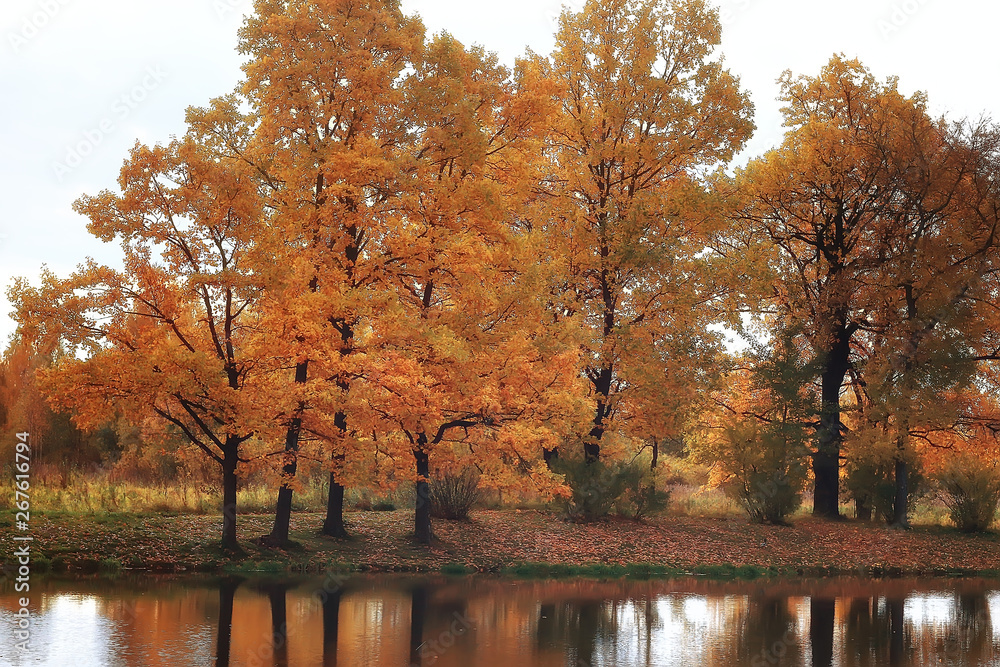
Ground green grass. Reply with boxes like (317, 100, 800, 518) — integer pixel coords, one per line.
(499, 561, 793, 580)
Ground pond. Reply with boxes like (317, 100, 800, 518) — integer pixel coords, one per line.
(1, 574, 999, 666)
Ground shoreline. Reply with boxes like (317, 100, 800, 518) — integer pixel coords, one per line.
(3, 509, 999, 580)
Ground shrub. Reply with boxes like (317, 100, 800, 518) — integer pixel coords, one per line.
(691, 329, 814, 525)
(429, 468, 482, 520)
(845, 454, 926, 524)
(554, 457, 668, 521)
(712, 419, 808, 525)
(613, 462, 670, 521)
(937, 454, 1000, 533)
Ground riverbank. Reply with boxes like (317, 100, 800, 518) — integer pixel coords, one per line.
(2, 509, 998, 578)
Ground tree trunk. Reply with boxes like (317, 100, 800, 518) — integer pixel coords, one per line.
(321, 400, 350, 538)
(323, 464, 349, 539)
(814, 323, 850, 518)
(268, 360, 309, 545)
(586, 364, 613, 464)
(891, 452, 910, 528)
(221, 436, 240, 551)
(856, 496, 872, 522)
(543, 446, 558, 469)
(414, 445, 432, 545)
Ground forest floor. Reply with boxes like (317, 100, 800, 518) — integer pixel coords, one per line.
(3, 508, 999, 579)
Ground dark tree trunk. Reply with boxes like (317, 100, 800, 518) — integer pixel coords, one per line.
(856, 497, 872, 522)
(891, 452, 910, 528)
(268, 361, 309, 545)
(323, 462, 349, 539)
(321, 368, 351, 538)
(221, 436, 240, 551)
(586, 364, 613, 464)
(321, 384, 350, 539)
(814, 321, 850, 518)
(414, 444, 432, 545)
(214, 577, 242, 667)
(542, 446, 558, 468)
(810, 597, 836, 667)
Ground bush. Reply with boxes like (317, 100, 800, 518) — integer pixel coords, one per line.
(613, 462, 670, 521)
(937, 454, 1000, 533)
(729, 466, 803, 525)
(430, 468, 482, 520)
(713, 419, 808, 525)
(554, 457, 668, 522)
(845, 454, 926, 524)
(691, 330, 814, 525)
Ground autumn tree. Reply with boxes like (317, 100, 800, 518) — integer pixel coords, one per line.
(538, 0, 753, 465)
(236, 0, 425, 542)
(731, 56, 1000, 518)
(369, 33, 583, 544)
(848, 121, 1000, 525)
(10, 111, 270, 551)
(0, 337, 114, 470)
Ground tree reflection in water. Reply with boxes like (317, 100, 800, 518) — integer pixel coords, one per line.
(214, 576, 242, 667)
(3, 575, 999, 666)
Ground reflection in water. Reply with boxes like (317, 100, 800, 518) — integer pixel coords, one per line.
(321, 584, 340, 666)
(810, 597, 834, 667)
(410, 583, 427, 665)
(215, 577, 242, 667)
(259, 580, 292, 667)
(2, 575, 999, 666)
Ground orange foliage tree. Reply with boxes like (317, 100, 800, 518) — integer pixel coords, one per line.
(369, 33, 585, 543)
(10, 111, 272, 551)
(536, 0, 754, 465)
(236, 0, 425, 541)
(738, 57, 974, 517)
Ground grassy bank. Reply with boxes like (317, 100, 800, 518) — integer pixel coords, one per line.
(2, 508, 998, 580)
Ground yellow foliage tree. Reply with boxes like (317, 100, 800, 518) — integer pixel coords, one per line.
(11, 110, 272, 550)
(537, 0, 754, 464)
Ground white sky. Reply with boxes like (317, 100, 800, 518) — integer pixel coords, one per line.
(2, 0, 998, 346)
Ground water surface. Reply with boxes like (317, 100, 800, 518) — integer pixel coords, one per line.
(2, 574, 999, 666)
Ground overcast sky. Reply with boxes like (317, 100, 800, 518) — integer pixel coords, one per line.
(2, 0, 998, 345)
